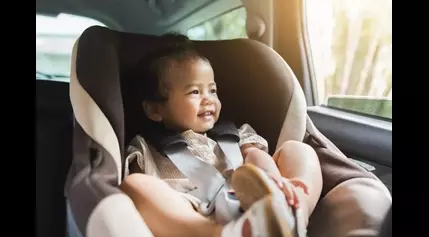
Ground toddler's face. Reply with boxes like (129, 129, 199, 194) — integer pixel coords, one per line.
(153, 59, 221, 133)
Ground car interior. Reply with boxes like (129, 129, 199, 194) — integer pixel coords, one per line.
(36, 0, 392, 237)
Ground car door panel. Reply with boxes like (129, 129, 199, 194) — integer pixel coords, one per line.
(308, 105, 392, 193)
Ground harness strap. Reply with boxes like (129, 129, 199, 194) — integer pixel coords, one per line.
(162, 135, 226, 215)
(207, 121, 242, 171)
(150, 121, 243, 216)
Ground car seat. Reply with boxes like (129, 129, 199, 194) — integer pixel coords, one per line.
(65, 26, 392, 237)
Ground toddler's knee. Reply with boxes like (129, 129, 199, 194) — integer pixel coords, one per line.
(244, 146, 267, 163)
(278, 140, 315, 155)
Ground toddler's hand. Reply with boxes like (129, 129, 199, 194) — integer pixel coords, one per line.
(268, 174, 309, 208)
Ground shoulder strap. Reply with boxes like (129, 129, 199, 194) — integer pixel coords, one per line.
(143, 121, 226, 215)
(142, 120, 244, 215)
(208, 121, 243, 170)
(161, 136, 226, 214)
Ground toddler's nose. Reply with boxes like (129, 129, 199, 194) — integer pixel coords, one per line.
(202, 96, 214, 105)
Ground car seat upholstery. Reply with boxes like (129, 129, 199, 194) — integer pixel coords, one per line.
(65, 26, 392, 237)
(36, 80, 74, 237)
(378, 205, 391, 237)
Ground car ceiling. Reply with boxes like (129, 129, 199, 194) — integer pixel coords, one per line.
(36, 0, 244, 35)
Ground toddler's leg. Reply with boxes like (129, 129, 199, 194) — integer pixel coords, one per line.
(232, 141, 322, 226)
(120, 173, 222, 237)
(121, 173, 294, 237)
(231, 164, 306, 236)
(273, 141, 322, 224)
(244, 146, 282, 177)
(234, 145, 289, 211)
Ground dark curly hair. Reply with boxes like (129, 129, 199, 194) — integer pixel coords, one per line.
(133, 33, 210, 103)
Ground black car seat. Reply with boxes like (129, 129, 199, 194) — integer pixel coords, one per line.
(65, 26, 392, 237)
(36, 79, 74, 237)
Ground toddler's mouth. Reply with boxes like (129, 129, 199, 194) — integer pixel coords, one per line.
(198, 111, 214, 117)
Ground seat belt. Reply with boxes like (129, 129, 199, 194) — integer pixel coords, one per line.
(207, 121, 243, 171)
(149, 121, 243, 218)
(161, 134, 227, 215)
(206, 121, 243, 223)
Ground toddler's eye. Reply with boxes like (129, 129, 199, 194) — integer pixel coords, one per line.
(190, 90, 199, 94)
(210, 89, 217, 94)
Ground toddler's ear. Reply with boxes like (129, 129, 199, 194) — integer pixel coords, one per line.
(142, 101, 163, 122)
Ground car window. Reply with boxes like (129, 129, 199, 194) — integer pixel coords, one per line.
(305, 0, 392, 119)
(36, 13, 106, 83)
(187, 7, 247, 40)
